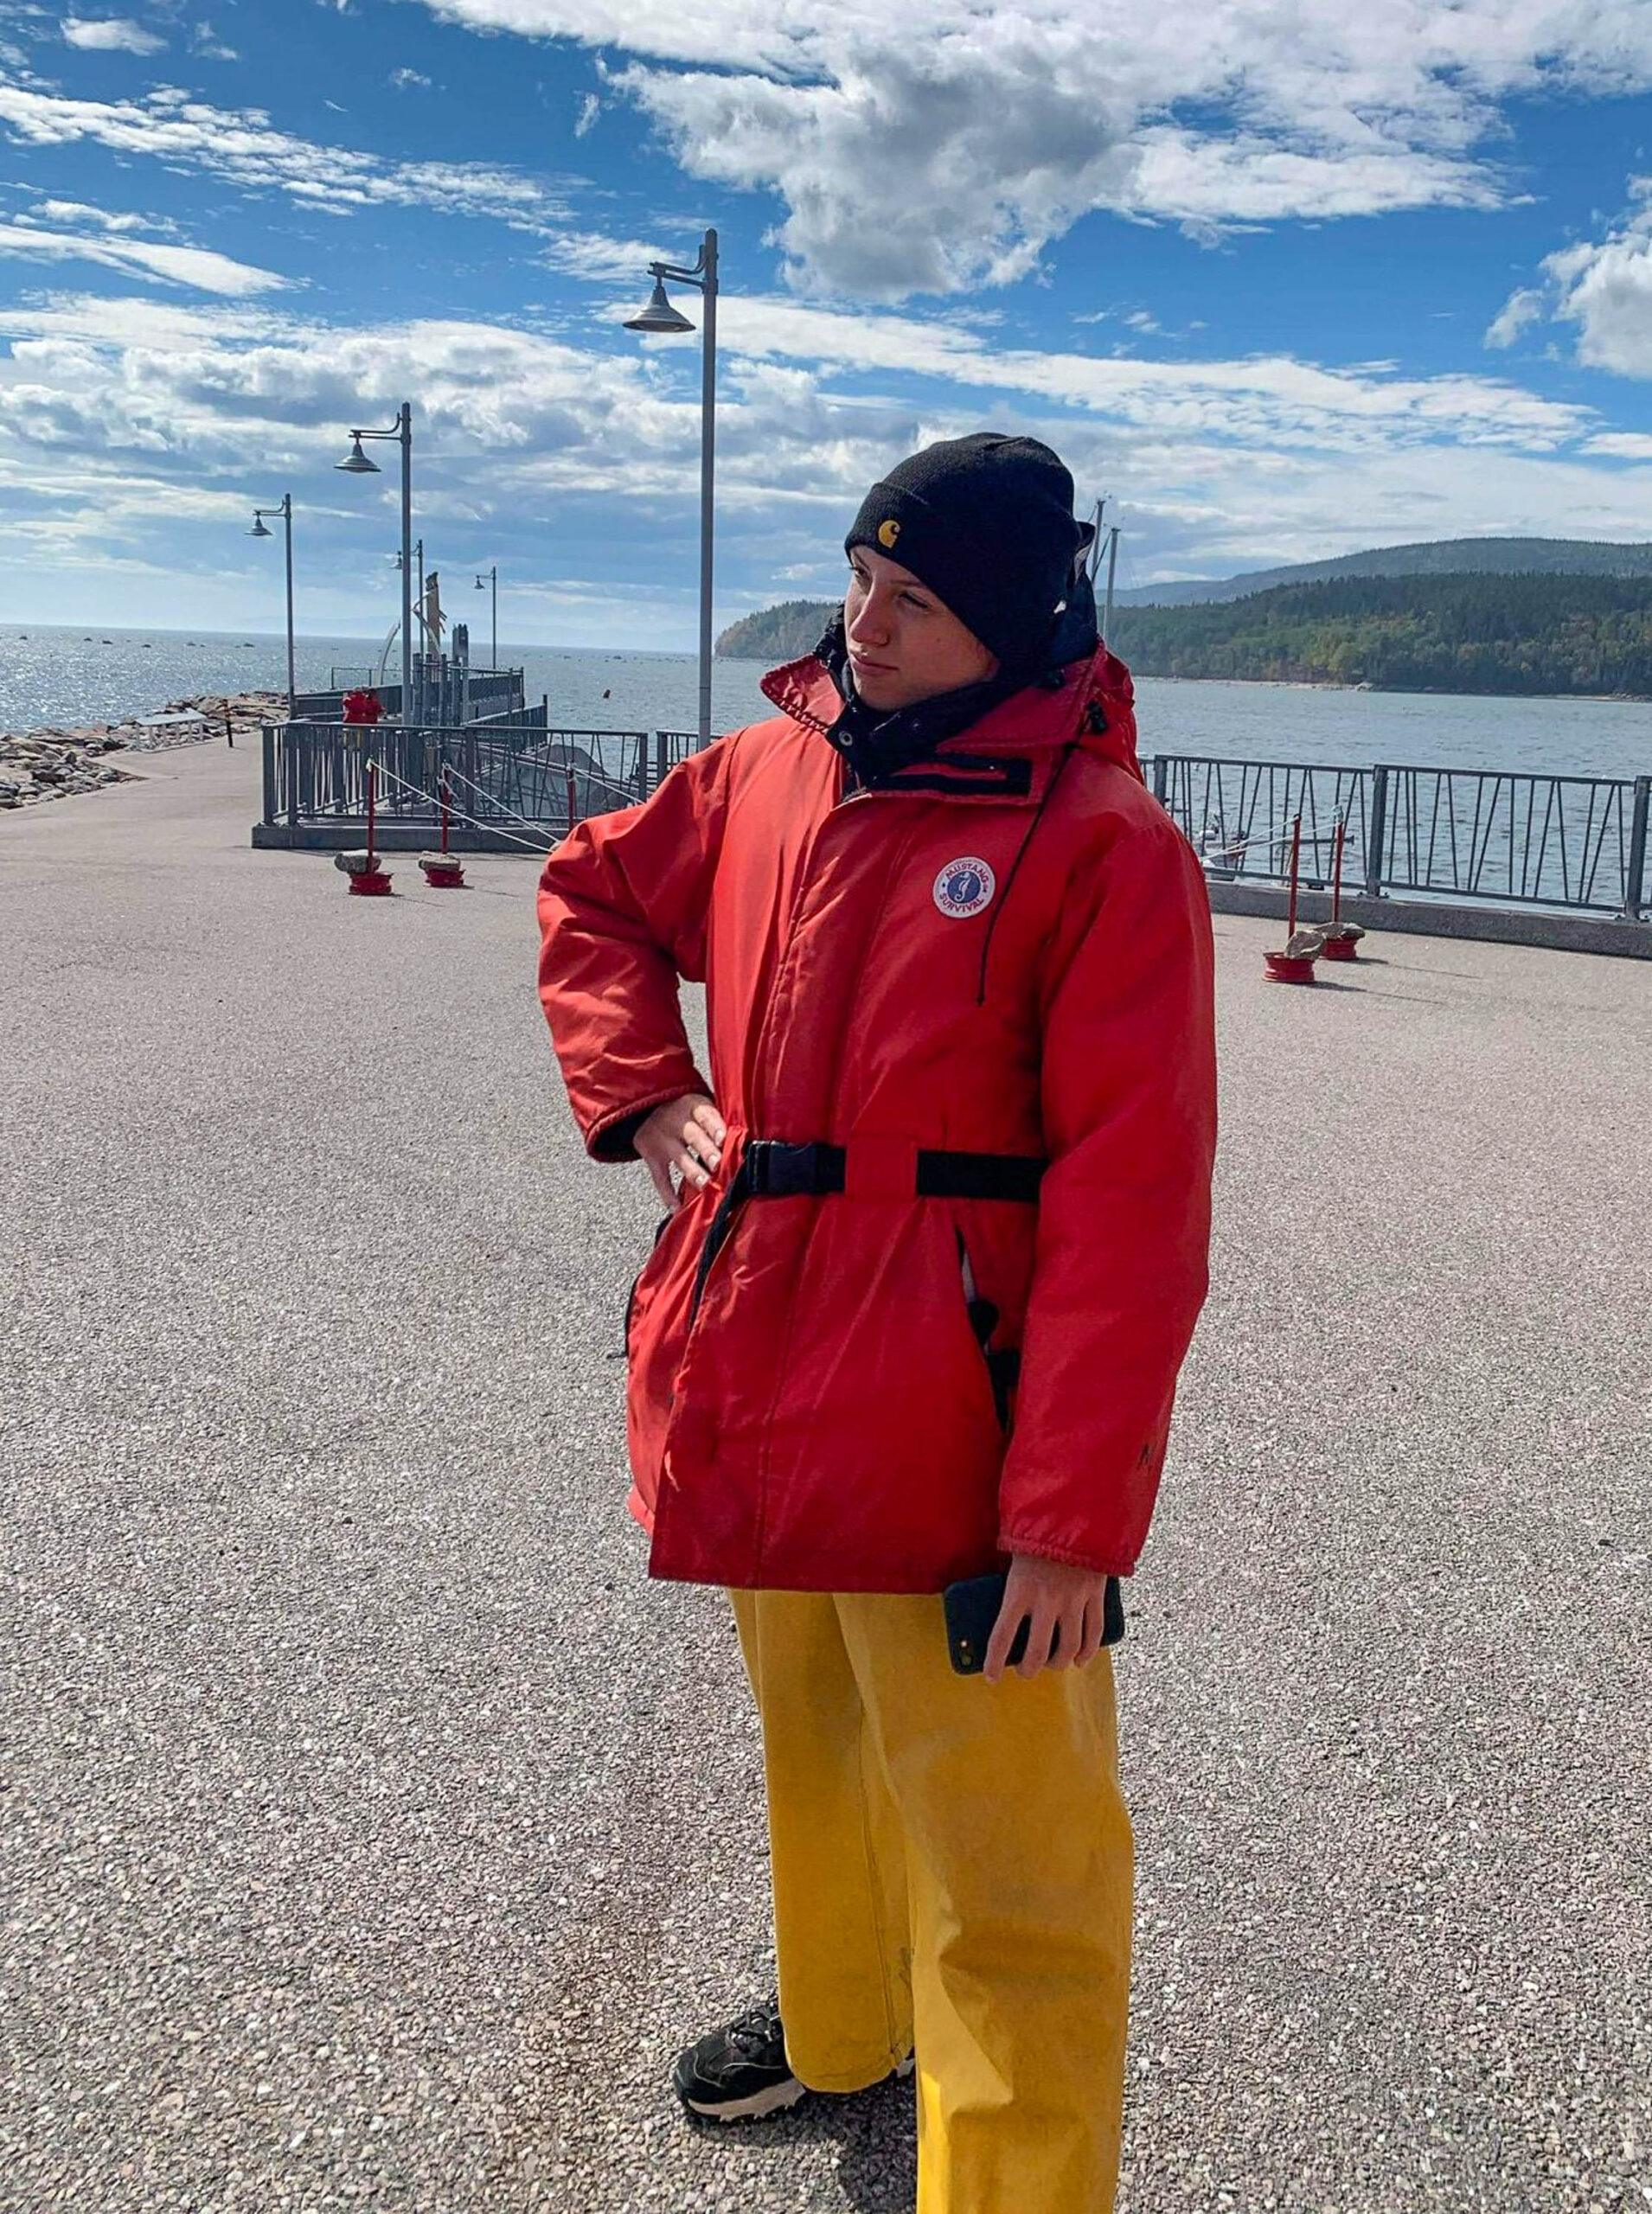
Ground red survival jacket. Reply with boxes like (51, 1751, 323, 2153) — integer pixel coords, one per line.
(536, 643, 1216, 1593)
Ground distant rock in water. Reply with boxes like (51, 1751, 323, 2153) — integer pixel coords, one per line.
(715, 600, 836, 662)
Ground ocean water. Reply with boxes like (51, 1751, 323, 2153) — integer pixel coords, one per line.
(3, 624, 1651, 782)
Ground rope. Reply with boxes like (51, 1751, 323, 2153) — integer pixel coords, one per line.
(442, 744, 644, 818)
(432, 752, 635, 833)
(362, 757, 560, 856)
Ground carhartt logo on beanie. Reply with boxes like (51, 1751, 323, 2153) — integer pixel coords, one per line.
(845, 433, 1085, 667)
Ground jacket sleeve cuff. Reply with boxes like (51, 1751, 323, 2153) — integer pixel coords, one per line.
(996, 1529, 1137, 1578)
(586, 1074, 714, 1163)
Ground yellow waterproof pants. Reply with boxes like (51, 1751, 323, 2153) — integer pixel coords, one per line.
(729, 1588, 1133, 2214)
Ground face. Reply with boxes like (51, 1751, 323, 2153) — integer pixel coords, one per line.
(843, 543, 999, 712)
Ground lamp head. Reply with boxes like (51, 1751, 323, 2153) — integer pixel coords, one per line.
(249, 515, 272, 538)
(624, 276, 695, 335)
(336, 432, 380, 474)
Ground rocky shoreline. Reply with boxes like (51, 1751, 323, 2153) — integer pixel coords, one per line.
(0, 693, 285, 811)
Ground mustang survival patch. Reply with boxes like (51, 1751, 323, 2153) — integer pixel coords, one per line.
(932, 856, 996, 918)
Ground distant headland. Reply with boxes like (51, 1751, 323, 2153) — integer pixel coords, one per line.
(716, 536, 1652, 697)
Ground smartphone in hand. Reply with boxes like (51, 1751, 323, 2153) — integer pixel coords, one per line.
(943, 1571, 1125, 1675)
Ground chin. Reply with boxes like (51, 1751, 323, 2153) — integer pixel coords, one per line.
(854, 670, 907, 711)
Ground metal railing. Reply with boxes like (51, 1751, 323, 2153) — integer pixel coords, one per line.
(260, 720, 708, 836)
(298, 664, 526, 727)
(260, 720, 1650, 920)
(1150, 755, 1650, 921)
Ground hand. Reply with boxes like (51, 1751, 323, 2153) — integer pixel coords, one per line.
(983, 1553, 1111, 1684)
(635, 1094, 726, 1210)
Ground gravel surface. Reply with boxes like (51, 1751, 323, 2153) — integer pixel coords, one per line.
(3, 743, 1649, 2214)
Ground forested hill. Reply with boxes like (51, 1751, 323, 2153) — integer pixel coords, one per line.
(714, 539, 1652, 656)
(715, 600, 836, 662)
(1115, 534, 1652, 607)
(1105, 573, 1652, 694)
(715, 573, 1652, 695)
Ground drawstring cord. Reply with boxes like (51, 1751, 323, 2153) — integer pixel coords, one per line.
(976, 739, 1081, 1005)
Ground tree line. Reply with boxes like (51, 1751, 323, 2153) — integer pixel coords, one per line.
(1105, 573, 1652, 694)
(716, 572, 1652, 696)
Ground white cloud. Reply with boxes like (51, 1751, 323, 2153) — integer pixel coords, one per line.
(1583, 431, 1652, 457)
(1, 285, 1646, 630)
(0, 206, 288, 292)
(0, 76, 572, 232)
(389, 65, 431, 88)
(711, 295, 1593, 454)
(408, 0, 1652, 296)
(1484, 177, 1652, 376)
(1485, 287, 1544, 349)
(573, 89, 599, 137)
(539, 228, 682, 283)
(189, 21, 237, 60)
(61, 16, 166, 53)
(1540, 184, 1652, 376)
(35, 196, 157, 233)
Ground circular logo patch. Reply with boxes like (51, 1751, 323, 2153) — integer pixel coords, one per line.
(877, 517, 901, 548)
(932, 856, 996, 919)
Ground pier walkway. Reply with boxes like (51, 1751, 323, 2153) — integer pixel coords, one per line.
(3, 740, 1649, 2213)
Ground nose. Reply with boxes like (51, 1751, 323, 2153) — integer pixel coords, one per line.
(848, 583, 893, 649)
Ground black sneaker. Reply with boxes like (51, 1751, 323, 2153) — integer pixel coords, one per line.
(672, 2000, 807, 2122)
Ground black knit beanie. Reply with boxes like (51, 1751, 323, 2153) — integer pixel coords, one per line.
(844, 432, 1085, 667)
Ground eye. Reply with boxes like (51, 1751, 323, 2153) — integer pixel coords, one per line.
(900, 591, 932, 611)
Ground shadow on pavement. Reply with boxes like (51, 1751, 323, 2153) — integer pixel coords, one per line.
(684, 2074, 919, 2210)
(783, 2074, 919, 2211)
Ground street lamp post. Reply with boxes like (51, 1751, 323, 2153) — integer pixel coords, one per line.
(249, 492, 295, 718)
(625, 228, 719, 748)
(336, 403, 413, 722)
(474, 566, 496, 672)
(394, 538, 426, 718)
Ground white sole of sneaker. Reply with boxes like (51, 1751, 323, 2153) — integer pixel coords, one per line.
(682, 2076, 810, 2122)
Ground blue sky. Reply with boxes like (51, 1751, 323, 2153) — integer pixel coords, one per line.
(3, 0, 1652, 646)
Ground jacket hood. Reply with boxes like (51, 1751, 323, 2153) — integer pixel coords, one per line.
(759, 641, 1144, 790)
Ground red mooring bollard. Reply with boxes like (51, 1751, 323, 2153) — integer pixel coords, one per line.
(1264, 813, 1321, 982)
(1320, 812, 1365, 961)
(419, 765, 467, 887)
(337, 758, 394, 895)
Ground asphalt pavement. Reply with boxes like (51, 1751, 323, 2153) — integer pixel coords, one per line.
(2, 739, 1649, 2213)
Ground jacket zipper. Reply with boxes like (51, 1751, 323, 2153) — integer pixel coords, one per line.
(957, 1229, 1020, 1435)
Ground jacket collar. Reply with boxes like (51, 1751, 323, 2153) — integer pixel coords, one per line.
(759, 644, 1143, 803)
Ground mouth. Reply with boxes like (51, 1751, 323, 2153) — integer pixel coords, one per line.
(848, 649, 897, 675)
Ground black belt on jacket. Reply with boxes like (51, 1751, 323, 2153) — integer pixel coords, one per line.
(691, 1138, 1047, 1314)
(743, 1138, 1046, 1202)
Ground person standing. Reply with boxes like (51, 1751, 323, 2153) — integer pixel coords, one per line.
(536, 434, 1217, 2211)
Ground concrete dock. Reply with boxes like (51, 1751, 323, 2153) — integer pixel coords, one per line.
(3, 740, 1649, 2213)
